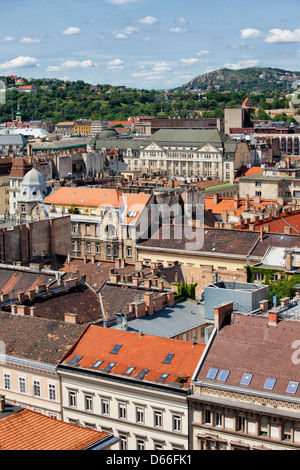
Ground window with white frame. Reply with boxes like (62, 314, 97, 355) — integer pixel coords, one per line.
(19, 376, 26, 394)
(172, 414, 181, 432)
(101, 398, 109, 416)
(136, 406, 144, 424)
(85, 394, 93, 412)
(118, 402, 126, 420)
(136, 439, 145, 450)
(33, 380, 41, 397)
(69, 391, 76, 408)
(154, 410, 162, 428)
(119, 435, 127, 450)
(48, 383, 56, 401)
(4, 373, 11, 390)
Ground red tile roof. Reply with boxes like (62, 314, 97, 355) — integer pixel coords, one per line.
(44, 187, 123, 208)
(205, 196, 275, 217)
(62, 325, 205, 388)
(0, 408, 110, 450)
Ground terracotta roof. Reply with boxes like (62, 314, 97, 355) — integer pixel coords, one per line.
(234, 166, 263, 181)
(44, 187, 123, 208)
(9, 157, 32, 178)
(205, 196, 275, 217)
(235, 210, 300, 235)
(0, 408, 110, 450)
(0, 311, 86, 365)
(61, 325, 205, 388)
(197, 313, 300, 398)
(0, 267, 58, 300)
(122, 193, 152, 223)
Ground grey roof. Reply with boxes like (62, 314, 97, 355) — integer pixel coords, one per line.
(110, 299, 210, 338)
(89, 135, 147, 152)
(31, 138, 90, 151)
(0, 134, 26, 145)
(146, 129, 230, 145)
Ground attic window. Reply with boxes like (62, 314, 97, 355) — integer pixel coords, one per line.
(135, 369, 149, 379)
(102, 362, 116, 372)
(286, 381, 299, 394)
(216, 369, 230, 382)
(124, 366, 136, 375)
(206, 367, 218, 380)
(162, 353, 174, 364)
(127, 211, 138, 218)
(92, 360, 103, 369)
(263, 377, 276, 391)
(67, 355, 83, 365)
(110, 344, 122, 354)
(240, 373, 253, 386)
(157, 373, 169, 383)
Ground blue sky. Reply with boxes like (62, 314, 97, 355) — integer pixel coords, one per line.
(1, 0, 300, 89)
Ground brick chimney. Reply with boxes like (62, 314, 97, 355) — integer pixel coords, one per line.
(213, 193, 220, 205)
(64, 312, 78, 324)
(214, 301, 233, 331)
(268, 310, 279, 327)
(286, 252, 293, 271)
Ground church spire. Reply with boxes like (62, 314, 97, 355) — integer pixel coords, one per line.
(16, 101, 21, 123)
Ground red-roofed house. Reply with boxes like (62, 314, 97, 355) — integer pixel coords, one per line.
(44, 187, 153, 262)
(58, 325, 206, 450)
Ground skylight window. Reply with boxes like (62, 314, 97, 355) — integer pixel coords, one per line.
(206, 367, 218, 380)
(102, 362, 116, 372)
(124, 366, 136, 375)
(240, 373, 253, 386)
(110, 344, 122, 355)
(162, 353, 174, 364)
(157, 373, 169, 383)
(216, 369, 230, 382)
(286, 381, 299, 394)
(127, 211, 138, 218)
(135, 369, 149, 380)
(92, 360, 103, 369)
(67, 355, 83, 365)
(263, 377, 276, 391)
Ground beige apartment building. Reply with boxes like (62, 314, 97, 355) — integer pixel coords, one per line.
(139, 129, 250, 183)
(189, 302, 300, 450)
(44, 187, 153, 263)
(57, 325, 205, 450)
(0, 311, 85, 420)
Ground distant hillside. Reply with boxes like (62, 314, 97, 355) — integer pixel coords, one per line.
(178, 67, 300, 93)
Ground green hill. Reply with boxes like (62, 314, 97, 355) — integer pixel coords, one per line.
(177, 67, 300, 93)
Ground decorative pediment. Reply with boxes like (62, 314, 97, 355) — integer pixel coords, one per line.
(142, 141, 165, 152)
(197, 142, 221, 153)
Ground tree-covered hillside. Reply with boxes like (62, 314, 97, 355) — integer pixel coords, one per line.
(0, 70, 299, 125)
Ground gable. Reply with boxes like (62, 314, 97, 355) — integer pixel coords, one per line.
(197, 142, 222, 153)
(142, 141, 165, 153)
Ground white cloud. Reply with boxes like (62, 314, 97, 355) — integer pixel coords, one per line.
(137, 16, 158, 25)
(180, 58, 199, 66)
(108, 58, 125, 70)
(224, 58, 259, 70)
(61, 60, 95, 68)
(20, 37, 41, 44)
(265, 28, 300, 43)
(46, 65, 61, 72)
(176, 17, 187, 25)
(169, 27, 187, 33)
(61, 27, 81, 35)
(240, 28, 262, 39)
(153, 62, 171, 73)
(197, 50, 211, 56)
(2, 36, 15, 42)
(113, 25, 139, 39)
(0, 56, 39, 70)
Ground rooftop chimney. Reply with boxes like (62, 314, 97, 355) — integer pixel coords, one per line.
(268, 310, 279, 327)
(214, 301, 233, 331)
(0, 395, 5, 412)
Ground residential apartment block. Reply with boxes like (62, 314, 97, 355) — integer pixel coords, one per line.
(189, 301, 300, 450)
(57, 325, 205, 450)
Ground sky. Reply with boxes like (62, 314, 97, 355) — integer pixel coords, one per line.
(1, 0, 300, 90)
